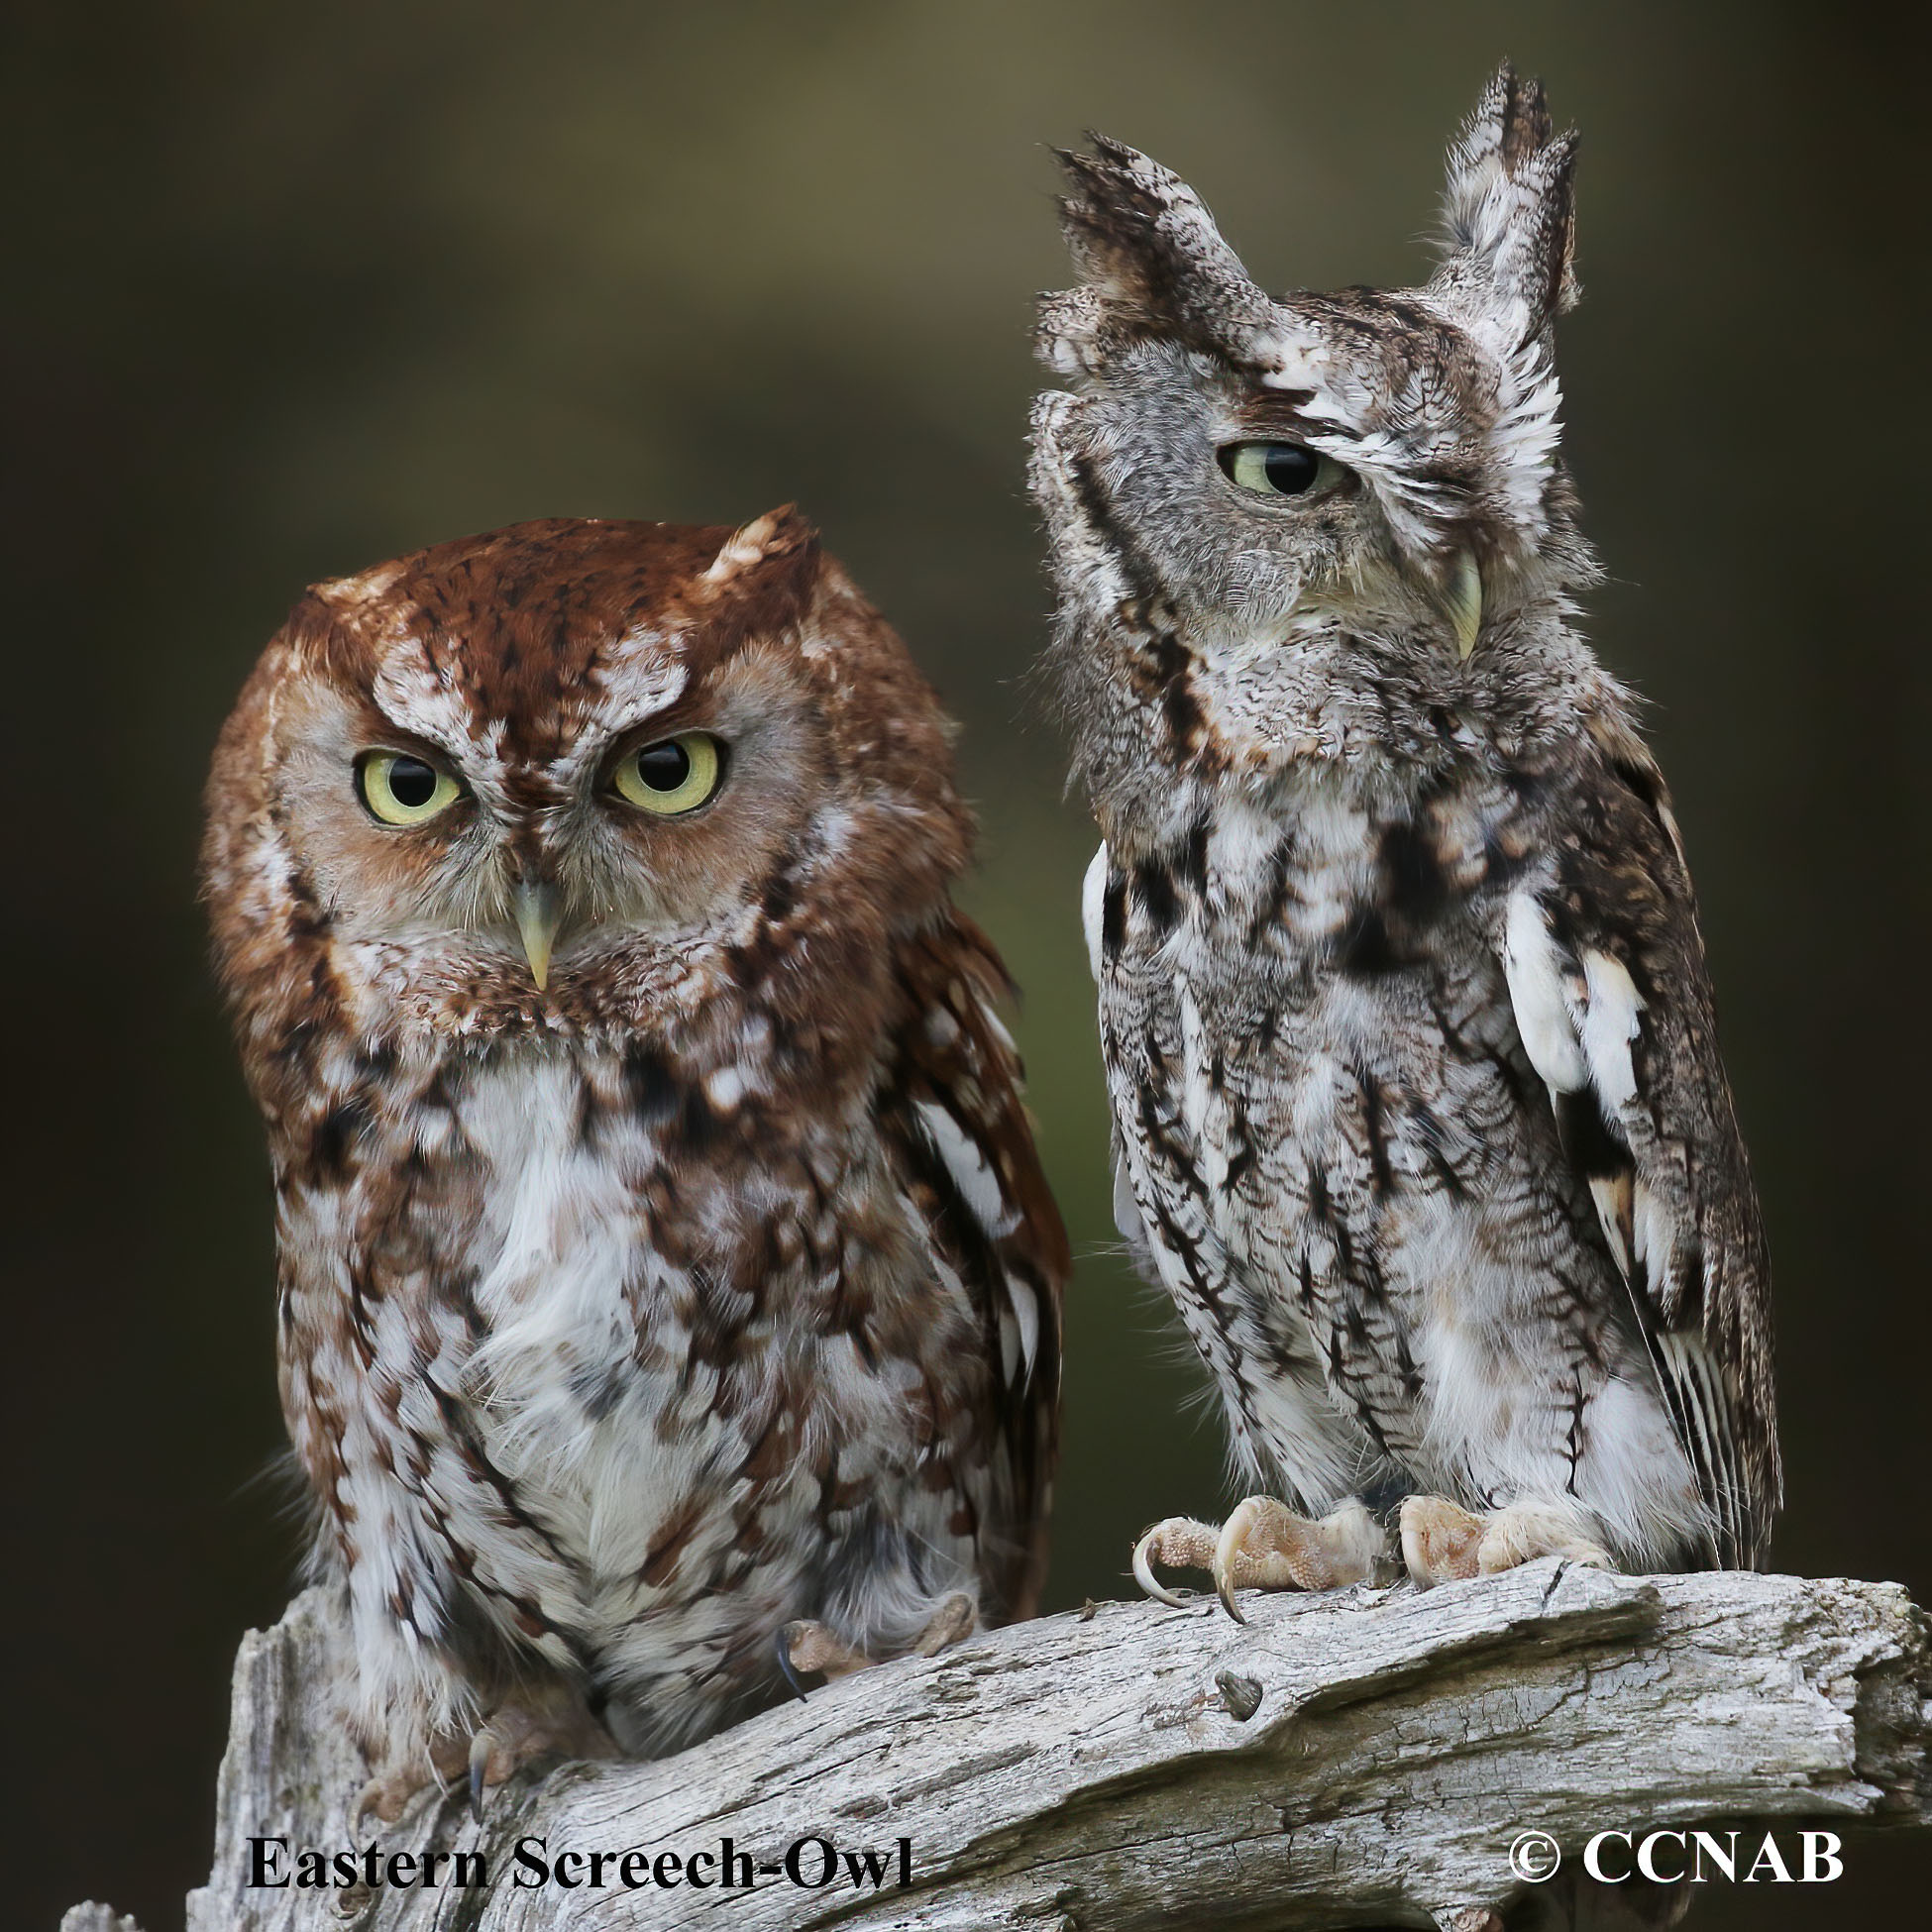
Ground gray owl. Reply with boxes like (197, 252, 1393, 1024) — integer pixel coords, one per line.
(1030, 65, 1778, 1609)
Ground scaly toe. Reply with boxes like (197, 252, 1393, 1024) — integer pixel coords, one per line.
(912, 1592, 977, 1656)
(1131, 1516, 1218, 1607)
(1138, 1499, 1386, 1620)
(1401, 1495, 1488, 1585)
(1217, 1496, 1388, 1615)
(353, 1767, 429, 1830)
(1475, 1498, 1615, 1575)
(450, 1698, 618, 1823)
(781, 1618, 873, 1682)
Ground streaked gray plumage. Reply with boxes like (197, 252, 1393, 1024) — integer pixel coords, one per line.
(1031, 65, 1778, 1593)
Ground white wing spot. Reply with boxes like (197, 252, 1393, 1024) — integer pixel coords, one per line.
(1576, 949, 1645, 1115)
(914, 1100, 1014, 1238)
(1502, 891, 1585, 1092)
(1082, 843, 1109, 982)
(1006, 1276, 1040, 1385)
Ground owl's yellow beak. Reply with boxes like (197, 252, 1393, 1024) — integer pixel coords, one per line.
(512, 880, 563, 991)
(1443, 547, 1483, 660)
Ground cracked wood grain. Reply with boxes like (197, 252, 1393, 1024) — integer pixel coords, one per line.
(63, 1562, 1932, 1931)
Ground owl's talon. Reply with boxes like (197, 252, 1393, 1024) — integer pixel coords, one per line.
(1213, 1499, 1262, 1623)
(1135, 1499, 1386, 1616)
(773, 1624, 812, 1701)
(467, 1728, 491, 1825)
(1131, 1531, 1191, 1608)
(1132, 1516, 1217, 1607)
(465, 1731, 502, 1816)
(427, 1697, 618, 1826)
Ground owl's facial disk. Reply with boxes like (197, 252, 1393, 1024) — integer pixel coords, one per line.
(207, 515, 974, 1044)
(268, 641, 817, 998)
(344, 727, 729, 988)
(1037, 334, 1506, 664)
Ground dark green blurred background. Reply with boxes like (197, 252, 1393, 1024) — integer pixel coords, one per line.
(8, 4, 1926, 1926)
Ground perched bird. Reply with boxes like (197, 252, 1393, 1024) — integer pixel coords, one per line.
(202, 510, 1067, 1816)
(1030, 66, 1777, 1609)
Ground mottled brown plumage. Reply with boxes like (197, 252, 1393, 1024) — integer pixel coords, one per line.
(1031, 67, 1777, 1604)
(204, 511, 1066, 1813)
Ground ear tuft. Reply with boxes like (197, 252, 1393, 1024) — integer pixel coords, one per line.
(1052, 135, 1248, 303)
(1437, 61, 1579, 342)
(312, 559, 409, 609)
(1037, 136, 1270, 372)
(699, 504, 816, 587)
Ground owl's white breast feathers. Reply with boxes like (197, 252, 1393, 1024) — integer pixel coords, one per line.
(457, 1056, 728, 1582)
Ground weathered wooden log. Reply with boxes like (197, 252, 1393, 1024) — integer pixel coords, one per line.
(65, 1561, 1931, 1930)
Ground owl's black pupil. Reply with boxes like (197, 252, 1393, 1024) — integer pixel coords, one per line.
(634, 741, 691, 792)
(387, 757, 437, 807)
(1262, 444, 1320, 493)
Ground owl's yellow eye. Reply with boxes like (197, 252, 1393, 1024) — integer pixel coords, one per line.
(1219, 441, 1347, 500)
(357, 751, 462, 826)
(612, 731, 724, 815)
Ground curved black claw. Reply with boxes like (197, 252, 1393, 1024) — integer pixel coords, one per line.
(773, 1623, 810, 1703)
(467, 1729, 490, 1826)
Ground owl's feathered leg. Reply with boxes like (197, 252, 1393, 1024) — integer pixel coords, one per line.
(1400, 1494, 1613, 1585)
(344, 1612, 476, 1828)
(780, 1591, 978, 1692)
(1132, 1497, 1388, 1620)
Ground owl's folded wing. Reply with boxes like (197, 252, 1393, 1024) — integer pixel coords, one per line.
(880, 911, 1071, 1619)
(1500, 732, 1780, 1568)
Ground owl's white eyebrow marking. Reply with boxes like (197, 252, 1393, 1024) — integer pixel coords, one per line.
(514, 643, 694, 792)
(592, 635, 689, 711)
(370, 653, 511, 782)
